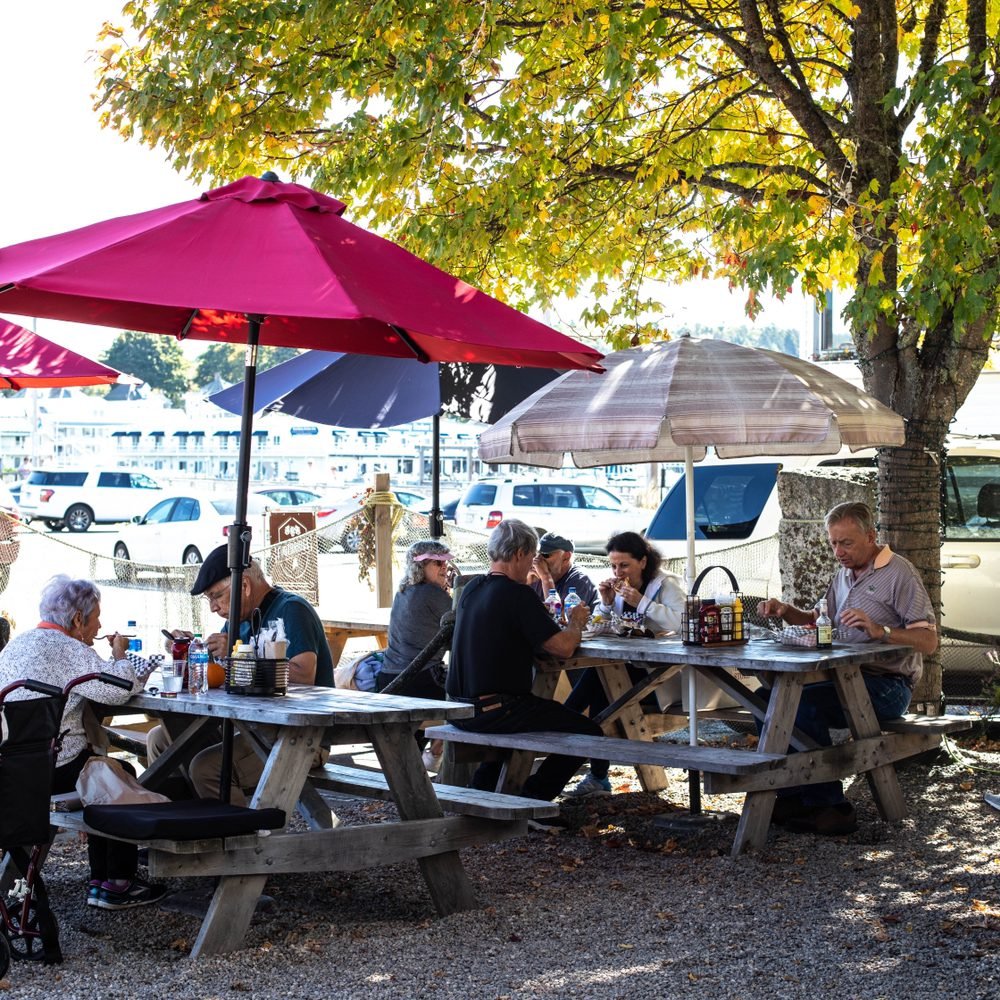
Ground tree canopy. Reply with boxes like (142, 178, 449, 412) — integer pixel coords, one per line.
(95, 1, 1000, 696)
(193, 342, 300, 387)
(102, 332, 190, 406)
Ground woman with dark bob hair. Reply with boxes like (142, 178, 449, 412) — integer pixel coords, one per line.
(562, 532, 685, 798)
(0, 575, 164, 910)
(595, 531, 685, 633)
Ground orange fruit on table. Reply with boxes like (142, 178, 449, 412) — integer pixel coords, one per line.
(206, 660, 226, 689)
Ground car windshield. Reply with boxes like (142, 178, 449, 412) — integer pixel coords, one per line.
(463, 483, 497, 506)
(647, 464, 778, 540)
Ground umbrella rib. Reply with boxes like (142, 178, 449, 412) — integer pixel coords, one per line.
(391, 324, 431, 364)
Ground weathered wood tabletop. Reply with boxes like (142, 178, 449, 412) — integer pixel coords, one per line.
(131, 686, 479, 957)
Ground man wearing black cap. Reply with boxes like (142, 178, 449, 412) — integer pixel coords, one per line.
(150, 545, 333, 802)
(188, 544, 333, 687)
(529, 532, 598, 609)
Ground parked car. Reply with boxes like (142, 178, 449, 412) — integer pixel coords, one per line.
(19, 468, 163, 532)
(111, 493, 270, 580)
(454, 476, 644, 552)
(315, 488, 429, 553)
(644, 445, 1000, 684)
(255, 487, 323, 507)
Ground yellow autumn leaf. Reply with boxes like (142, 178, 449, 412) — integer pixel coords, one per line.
(807, 195, 828, 216)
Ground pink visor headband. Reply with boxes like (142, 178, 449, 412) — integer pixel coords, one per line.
(412, 551, 455, 562)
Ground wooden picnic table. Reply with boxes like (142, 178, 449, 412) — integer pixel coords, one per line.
(85, 686, 497, 957)
(322, 611, 390, 665)
(436, 635, 968, 856)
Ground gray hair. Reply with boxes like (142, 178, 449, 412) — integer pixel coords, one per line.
(244, 559, 266, 586)
(39, 575, 101, 629)
(488, 519, 538, 562)
(825, 501, 875, 535)
(400, 539, 453, 592)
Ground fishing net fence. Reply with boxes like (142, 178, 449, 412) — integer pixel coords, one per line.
(0, 504, 993, 701)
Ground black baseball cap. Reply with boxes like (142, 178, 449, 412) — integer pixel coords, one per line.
(538, 532, 574, 554)
(190, 544, 231, 596)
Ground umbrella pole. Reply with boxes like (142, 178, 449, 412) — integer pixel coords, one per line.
(430, 412, 443, 538)
(684, 446, 702, 814)
(220, 315, 262, 803)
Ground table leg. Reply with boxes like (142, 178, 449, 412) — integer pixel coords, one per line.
(731, 674, 803, 856)
(324, 627, 350, 666)
(597, 665, 668, 792)
(190, 724, 326, 958)
(833, 666, 908, 822)
(369, 723, 478, 915)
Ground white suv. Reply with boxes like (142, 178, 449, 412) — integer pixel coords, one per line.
(19, 468, 164, 532)
(455, 476, 645, 552)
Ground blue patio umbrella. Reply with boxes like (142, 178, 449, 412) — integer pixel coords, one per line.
(210, 350, 559, 533)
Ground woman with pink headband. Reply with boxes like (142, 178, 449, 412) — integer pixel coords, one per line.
(376, 540, 455, 769)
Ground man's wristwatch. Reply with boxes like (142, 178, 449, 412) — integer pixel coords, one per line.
(882, 625, 892, 639)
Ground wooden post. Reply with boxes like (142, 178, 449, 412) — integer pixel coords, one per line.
(374, 471, 393, 608)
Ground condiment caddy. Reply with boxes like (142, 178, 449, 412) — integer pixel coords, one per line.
(681, 565, 748, 647)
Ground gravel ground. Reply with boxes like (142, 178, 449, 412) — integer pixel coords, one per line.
(5, 732, 1000, 1000)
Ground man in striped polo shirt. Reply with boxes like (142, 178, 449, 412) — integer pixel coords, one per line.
(758, 501, 938, 835)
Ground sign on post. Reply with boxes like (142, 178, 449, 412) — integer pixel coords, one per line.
(268, 510, 319, 604)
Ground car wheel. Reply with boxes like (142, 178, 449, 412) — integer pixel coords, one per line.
(45, 519, 64, 532)
(340, 523, 363, 553)
(64, 504, 94, 532)
(183, 546, 203, 565)
(113, 543, 136, 582)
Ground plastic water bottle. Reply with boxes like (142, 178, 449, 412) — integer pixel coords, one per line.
(816, 599, 833, 649)
(563, 587, 582, 621)
(127, 620, 142, 653)
(188, 634, 210, 695)
(544, 588, 563, 624)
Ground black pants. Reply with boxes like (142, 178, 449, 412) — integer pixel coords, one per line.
(376, 668, 445, 752)
(53, 751, 138, 882)
(454, 695, 603, 800)
(561, 665, 661, 782)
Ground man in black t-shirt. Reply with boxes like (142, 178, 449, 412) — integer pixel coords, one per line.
(447, 519, 601, 804)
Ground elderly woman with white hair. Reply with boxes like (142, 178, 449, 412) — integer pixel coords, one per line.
(0, 575, 164, 911)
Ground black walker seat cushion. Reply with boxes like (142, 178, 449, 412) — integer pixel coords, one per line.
(0, 696, 63, 847)
(82, 799, 286, 841)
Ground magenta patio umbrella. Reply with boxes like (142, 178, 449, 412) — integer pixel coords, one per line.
(0, 316, 135, 389)
(0, 172, 602, 798)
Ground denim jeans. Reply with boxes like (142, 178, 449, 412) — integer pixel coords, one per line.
(762, 672, 913, 806)
(454, 694, 604, 800)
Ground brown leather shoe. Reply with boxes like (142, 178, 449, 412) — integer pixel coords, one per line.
(786, 802, 858, 836)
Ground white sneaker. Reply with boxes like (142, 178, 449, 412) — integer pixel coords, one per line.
(421, 749, 443, 771)
(563, 774, 612, 798)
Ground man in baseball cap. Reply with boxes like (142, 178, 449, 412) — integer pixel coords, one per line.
(530, 532, 598, 608)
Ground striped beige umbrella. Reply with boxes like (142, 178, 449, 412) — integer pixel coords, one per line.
(481, 337, 905, 582)
(480, 336, 906, 807)
(479, 336, 905, 471)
